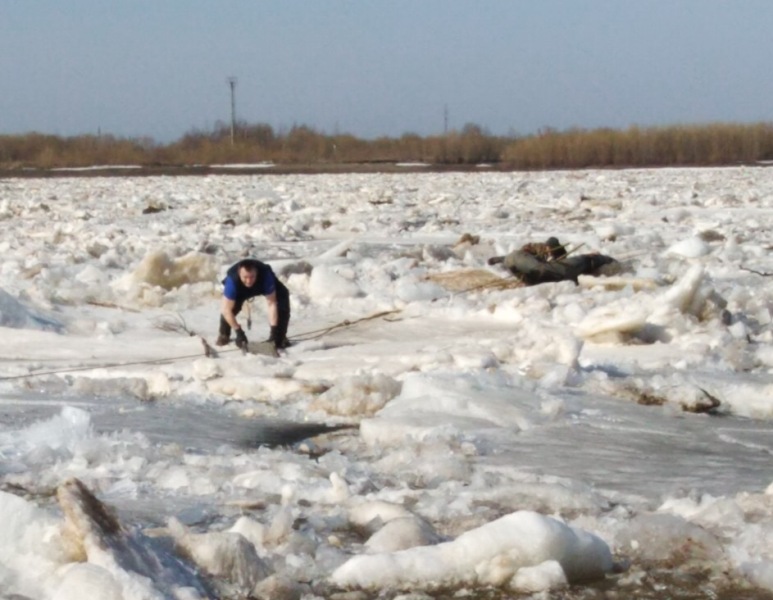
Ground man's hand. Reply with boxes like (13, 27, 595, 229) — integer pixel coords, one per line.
(267, 325, 290, 349)
(235, 328, 248, 349)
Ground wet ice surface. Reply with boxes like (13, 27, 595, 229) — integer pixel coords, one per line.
(1, 168, 773, 599)
(491, 391, 773, 499)
(2, 388, 771, 508)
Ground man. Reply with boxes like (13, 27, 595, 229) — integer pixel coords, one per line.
(488, 237, 617, 285)
(217, 259, 291, 350)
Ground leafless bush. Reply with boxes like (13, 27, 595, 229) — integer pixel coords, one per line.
(3, 121, 773, 170)
(501, 122, 773, 168)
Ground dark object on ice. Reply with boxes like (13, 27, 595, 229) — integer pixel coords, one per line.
(245, 340, 280, 357)
(487, 237, 566, 266)
(201, 337, 218, 358)
(456, 232, 480, 245)
(690, 388, 722, 415)
(238, 420, 358, 448)
(212, 337, 285, 357)
(489, 237, 618, 286)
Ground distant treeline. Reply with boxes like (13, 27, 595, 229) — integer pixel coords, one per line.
(2, 121, 773, 170)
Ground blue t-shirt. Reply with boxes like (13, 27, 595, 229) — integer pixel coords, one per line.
(223, 260, 277, 302)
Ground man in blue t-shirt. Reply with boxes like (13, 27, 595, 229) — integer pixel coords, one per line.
(216, 259, 291, 350)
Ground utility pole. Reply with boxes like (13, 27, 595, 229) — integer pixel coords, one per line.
(228, 76, 238, 145)
(444, 104, 449, 135)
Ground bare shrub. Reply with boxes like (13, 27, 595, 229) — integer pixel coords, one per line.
(4, 121, 773, 170)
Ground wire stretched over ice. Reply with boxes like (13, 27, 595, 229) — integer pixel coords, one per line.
(0, 309, 403, 381)
(290, 309, 402, 342)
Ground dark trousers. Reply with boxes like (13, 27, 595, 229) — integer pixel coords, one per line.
(219, 281, 291, 340)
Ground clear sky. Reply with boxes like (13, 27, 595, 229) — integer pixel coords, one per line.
(2, 1, 773, 143)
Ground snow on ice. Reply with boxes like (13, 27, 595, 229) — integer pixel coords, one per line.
(0, 167, 772, 599)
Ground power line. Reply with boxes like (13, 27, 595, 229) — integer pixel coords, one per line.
(227, 76, 238, 145)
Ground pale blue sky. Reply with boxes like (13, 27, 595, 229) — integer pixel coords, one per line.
(2, 1, 772, 142)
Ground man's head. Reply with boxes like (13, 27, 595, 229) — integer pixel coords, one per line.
(545, 237, 567, 260)
(238, 263, 258, 287)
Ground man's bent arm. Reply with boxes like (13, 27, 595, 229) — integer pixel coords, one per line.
(221, 297, 241, 330)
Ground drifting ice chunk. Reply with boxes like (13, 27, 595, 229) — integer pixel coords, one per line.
(365, 516, 443, 553)
(656, 264, 706, 317)
(111, 250, 217, 304)
(666, 237, 711, 258)
(512, 560, 568, 593)
(0, 287, 63, 331)
(54, 563, 124, 600)
(574, 303, 649, 341)
(309, 265, 362, 299)
(56, 478, 211, 599)
(331, 510, 613, 592)
(575, 265, 717, 342)
(348, 500, 414, 530)
(168, 517, 272, 597)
